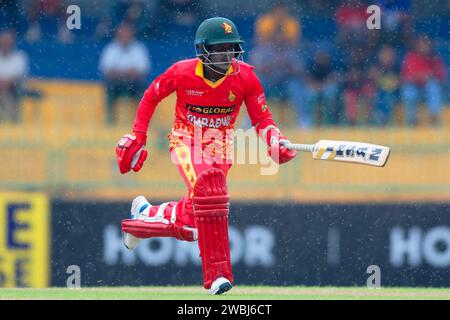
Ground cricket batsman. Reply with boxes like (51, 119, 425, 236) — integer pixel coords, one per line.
(116, 17, 297, 294)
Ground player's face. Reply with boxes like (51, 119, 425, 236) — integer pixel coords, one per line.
(207, 43, 235, 73)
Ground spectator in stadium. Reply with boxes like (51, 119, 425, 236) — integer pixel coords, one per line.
(342, 62, 376, 126)
(0, 30, 28, 123)
(335, 0, 370, 49)
(99, 23, 151, 126)
(109, 0, 161, 40)
(250, 3, 310, 128)
(160, 0, 202, 28)
(254, 2, 301, 46)
(335, 0, 381, 73)
(305, 47, 340, 126)
(400, 35, 447, 126)
(374, 0, 413, 50)
(25, 0, 72, 43)
(370, 45, 400, 126)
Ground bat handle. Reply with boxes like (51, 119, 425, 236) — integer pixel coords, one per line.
(283, 142, 315, 153)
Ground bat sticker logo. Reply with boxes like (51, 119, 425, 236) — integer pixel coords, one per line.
(356, 148, 368, 159)
(288, 140, 390, 167)
(369, 148, 382, 161)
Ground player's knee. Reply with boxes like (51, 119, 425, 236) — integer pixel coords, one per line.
(193, 169, 229, 215)
(194, 168, 228, 197)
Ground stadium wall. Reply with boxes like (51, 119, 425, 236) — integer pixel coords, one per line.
(2, 197, 449, 287)
(48, 201, 450, 287)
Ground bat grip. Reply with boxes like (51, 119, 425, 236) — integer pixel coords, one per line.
(283, 142, 315, 153)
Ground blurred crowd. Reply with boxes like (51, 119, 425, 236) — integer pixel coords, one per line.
(249, 0, 448, 127)
(0, 0, 448, 127)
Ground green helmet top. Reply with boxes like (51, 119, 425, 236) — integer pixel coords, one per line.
(195, 17, 244, 47)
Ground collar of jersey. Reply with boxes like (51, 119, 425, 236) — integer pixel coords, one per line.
(195, 59, 233, 88)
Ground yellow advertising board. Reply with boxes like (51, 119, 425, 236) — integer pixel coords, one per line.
(0, 193, 49, 288)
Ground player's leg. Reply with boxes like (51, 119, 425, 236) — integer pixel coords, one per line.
(193, 168, 233, 294)
(171, 136, 234, 294)
(122, 195, 197, 249)
(121, 136, 204, 249)
(123, 134, 234, 294)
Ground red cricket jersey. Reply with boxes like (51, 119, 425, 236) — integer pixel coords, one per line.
(133, 58, 276, 140)
(401, 52, 447, 86)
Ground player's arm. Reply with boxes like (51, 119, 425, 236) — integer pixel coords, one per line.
(116, 64, 178, 174)
(244, 68, 297, 164)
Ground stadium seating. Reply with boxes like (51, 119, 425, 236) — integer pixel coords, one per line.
(1, 79, 449, 203)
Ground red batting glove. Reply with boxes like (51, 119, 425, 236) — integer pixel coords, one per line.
(116, 132, 148, 174)
(266, 128, 297, 164)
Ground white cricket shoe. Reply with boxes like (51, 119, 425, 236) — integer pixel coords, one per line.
(208, 277, 232, 295)
(123, 196, 152, 250)
(123, 232, 140, 250)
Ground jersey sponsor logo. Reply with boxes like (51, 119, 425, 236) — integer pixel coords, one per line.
(187, 112, 233, 129)
(185, 89, 205, 97)
(185, 103, 235, 115)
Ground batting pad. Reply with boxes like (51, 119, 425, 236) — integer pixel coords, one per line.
(193, 169, 233, 289)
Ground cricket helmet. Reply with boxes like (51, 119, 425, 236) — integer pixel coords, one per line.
(194, 17, 245, 75)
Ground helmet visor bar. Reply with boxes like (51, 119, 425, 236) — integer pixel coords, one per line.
(195, 43, 245, 75)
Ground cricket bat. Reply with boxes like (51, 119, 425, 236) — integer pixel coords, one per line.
(284, 140, 391, 167)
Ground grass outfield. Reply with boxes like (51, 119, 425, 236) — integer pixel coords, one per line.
(0, 286, 449, 300)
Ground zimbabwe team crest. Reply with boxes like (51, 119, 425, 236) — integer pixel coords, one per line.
(228, 91, 236, 102)
(222, 22, 233, 34)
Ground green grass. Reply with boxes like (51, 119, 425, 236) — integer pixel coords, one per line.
(0, 286, 449, 300)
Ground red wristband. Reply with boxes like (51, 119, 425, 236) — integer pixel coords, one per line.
(133, 131, 147, 145)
